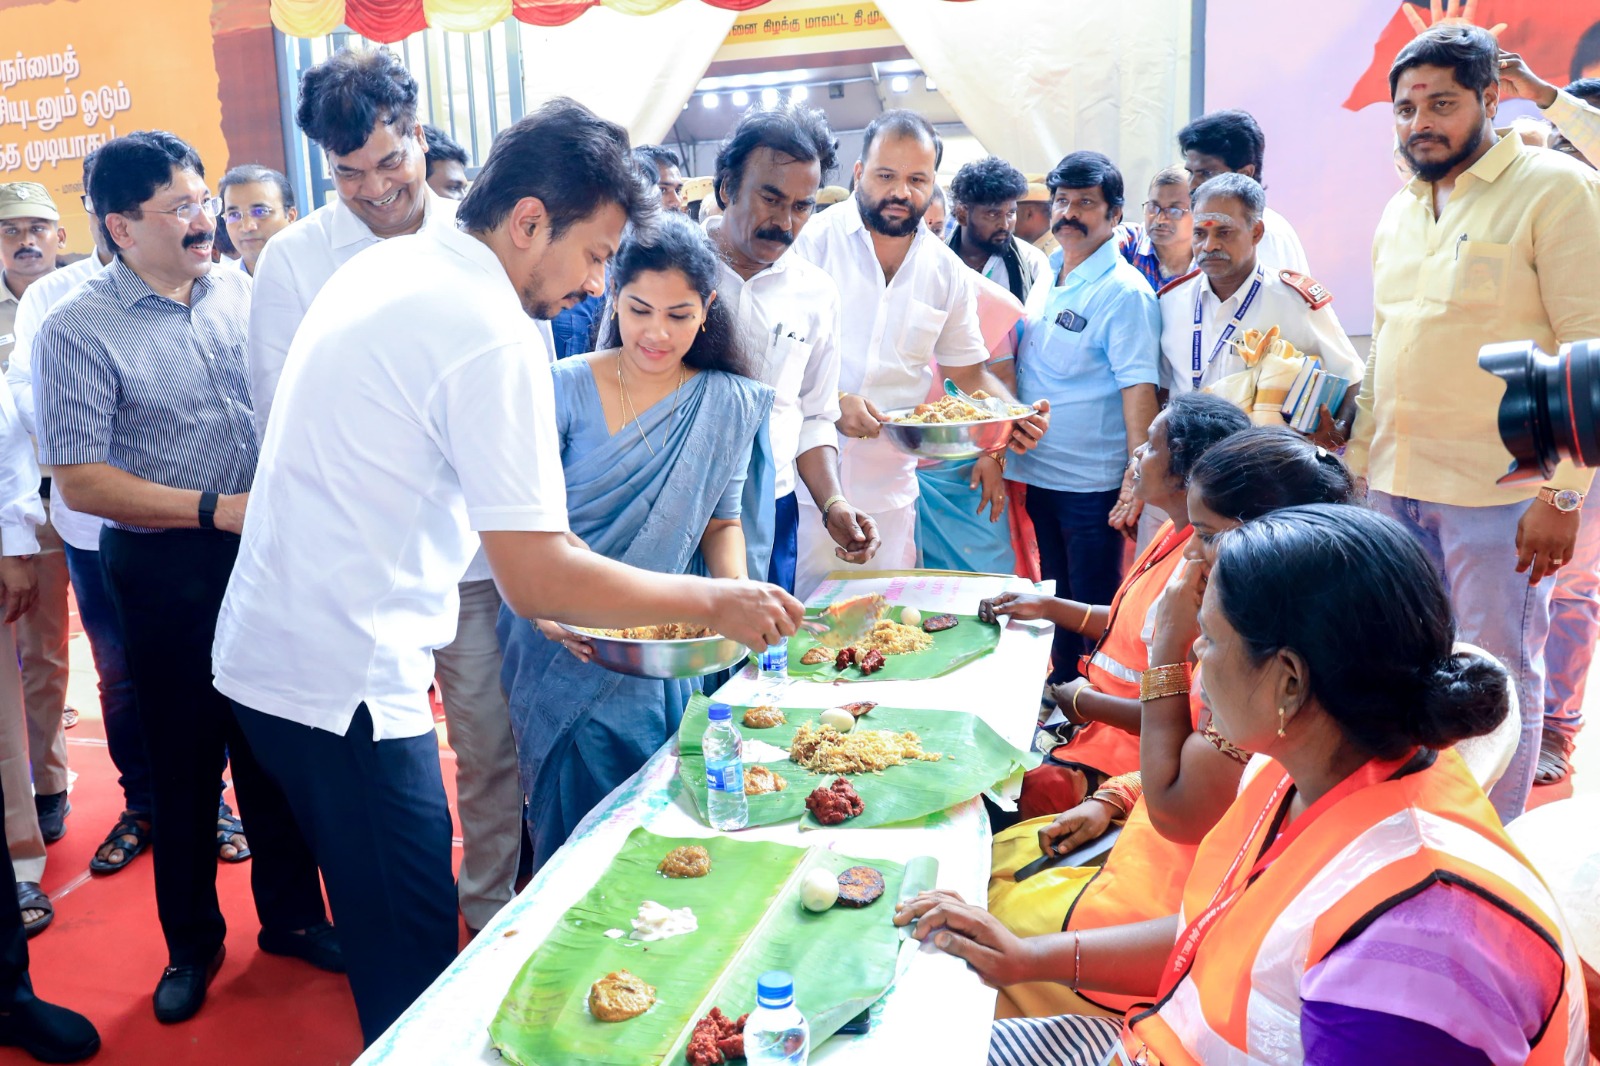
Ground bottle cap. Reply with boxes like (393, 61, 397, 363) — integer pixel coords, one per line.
(708, 702, 733, 721)
(756, 970, 794, 1008)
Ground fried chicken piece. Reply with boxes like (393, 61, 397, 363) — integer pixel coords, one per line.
(685, 1007, 748, 1065)
(858, 648, 886, 675)
(805, 777, 865, 825)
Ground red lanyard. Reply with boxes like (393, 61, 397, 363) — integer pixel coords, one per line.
(1088, 525, 1190, 662)
(1156, 751, 1419, 998)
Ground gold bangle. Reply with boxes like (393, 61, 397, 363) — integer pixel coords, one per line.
(1139, 663, 1192, 703)
(1077, 602, 1093, 633)
(1069, 683, 1089, 725)
(1071, 930, 1082, 990)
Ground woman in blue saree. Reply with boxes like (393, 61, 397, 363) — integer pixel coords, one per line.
(498, 213, 776, 871)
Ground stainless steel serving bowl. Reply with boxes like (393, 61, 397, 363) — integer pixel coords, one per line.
(879, 407, 1027, 461)
(557, 624, 751, 679)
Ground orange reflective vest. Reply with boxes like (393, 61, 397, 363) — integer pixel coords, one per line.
(1064, 685, 1211, 1016)
(1123, 749, 1589, 1065)
(1066, 521, 1191, 779)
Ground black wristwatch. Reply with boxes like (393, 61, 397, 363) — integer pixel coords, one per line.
(198, 491, 218, 530)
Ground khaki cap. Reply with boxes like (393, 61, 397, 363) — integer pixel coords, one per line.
(1020, 181, 1050, 202)
(682, 175, 714, 203)
(815, 185, 850, 205)
(0, 182, 60, 222)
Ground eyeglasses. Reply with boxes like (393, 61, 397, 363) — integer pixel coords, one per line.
(222, 204, 278, 224)
(144, 197, 222, 224)
(1143, 201, 1191, 220)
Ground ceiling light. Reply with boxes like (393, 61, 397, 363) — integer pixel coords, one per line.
(731, 90, 750, 107)
(791, 84, 809, 102)
(702, 93, 718, 109)
(889, 75, 910, 93)
(761, 87, 779, 107)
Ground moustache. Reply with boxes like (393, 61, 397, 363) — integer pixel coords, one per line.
(752, 225, 793, 246)
(1407, 134, 1446, 149)
(1053, 218, 1088, 236)
(182, 230, 214, 249)
(878, 197, 913, 212)
(11, 247, 41, 258)
(1197, 251, 1231, 263)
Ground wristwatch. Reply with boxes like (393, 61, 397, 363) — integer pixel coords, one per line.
(1537, 487, 1584, 513)
(198, 490, 218, 529)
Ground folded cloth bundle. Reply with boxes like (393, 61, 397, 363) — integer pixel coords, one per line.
(1206, 326, 1314, 426)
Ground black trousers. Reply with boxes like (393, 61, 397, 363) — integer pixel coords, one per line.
(233, 702, 458, 1046)
(0, 760, 31, 1007)
(98, 527, 326, 966)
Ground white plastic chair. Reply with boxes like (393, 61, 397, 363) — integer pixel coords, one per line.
(1450, 642, 1521, 792)
(1508, 796, 1600, 974)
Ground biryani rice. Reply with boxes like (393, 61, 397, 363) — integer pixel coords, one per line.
(788, 722, 943, 775)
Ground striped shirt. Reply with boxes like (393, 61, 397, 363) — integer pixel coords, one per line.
(34, 257, 257, 532)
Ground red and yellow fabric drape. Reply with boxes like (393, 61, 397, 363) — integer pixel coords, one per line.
(271, 0, 813, 40)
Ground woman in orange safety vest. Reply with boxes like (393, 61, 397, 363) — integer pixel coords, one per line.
(901, 505, 1589, 1066)
(980, 392, 1250, 818)
(988, 429, 1359, 1021)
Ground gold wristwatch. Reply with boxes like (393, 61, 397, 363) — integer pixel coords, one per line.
(1537, 487, 1584, 513)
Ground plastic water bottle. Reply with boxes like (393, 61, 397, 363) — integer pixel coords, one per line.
(703, 702, 749, 831)
(745, 971, 809, 1065)
(756, 635, 790, 703)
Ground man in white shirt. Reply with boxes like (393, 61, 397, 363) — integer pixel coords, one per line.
(1177, 109, 1311, 274)
(7, 164, 169, 878)
(1156, 174, 1362, 435)
(792, 111, 1048, 596)
(946, 156, 1052, 302)
(709, 102, 879, 593)
(214, 100, 801, 1043)
(251, 47, 514, 937)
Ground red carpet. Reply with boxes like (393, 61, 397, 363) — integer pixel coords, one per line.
(12, 684, 467, 1066)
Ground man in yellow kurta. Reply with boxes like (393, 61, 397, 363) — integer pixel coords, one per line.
(1348, 24, 1600, 820)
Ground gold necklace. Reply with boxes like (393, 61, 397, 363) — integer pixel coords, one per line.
(616, 354, 685, 458)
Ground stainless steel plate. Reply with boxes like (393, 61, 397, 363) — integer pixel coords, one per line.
(556, 624, 750, 679)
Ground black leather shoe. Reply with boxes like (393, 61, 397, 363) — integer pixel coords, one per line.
(257, 922, 344, 973)
(152, 945, 224, 1024)
(33, 793, 69, 845)
(0, 995, 101, 1063)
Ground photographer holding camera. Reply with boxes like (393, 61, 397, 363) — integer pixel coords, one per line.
(1348, 24, 1600, 821)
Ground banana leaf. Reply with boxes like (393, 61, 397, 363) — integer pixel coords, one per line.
(489, 827, 937, 1066)
(786, 611, 1000, 683)
(677, 694, 1036, 830)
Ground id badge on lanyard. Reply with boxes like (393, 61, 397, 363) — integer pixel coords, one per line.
(1190, 267, 1263, 389)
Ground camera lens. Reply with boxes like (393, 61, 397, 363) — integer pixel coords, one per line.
(1478, 339, 1600, 486)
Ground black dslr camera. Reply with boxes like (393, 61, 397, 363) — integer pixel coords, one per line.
(1479, 339, 1600, 485)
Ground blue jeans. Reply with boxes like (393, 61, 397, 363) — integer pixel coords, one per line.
(61, 542, 152, 815)
(1368, 492, 1550, 822)
(1023, 485, 1125, 684)
(1542, 496, 1597, 743)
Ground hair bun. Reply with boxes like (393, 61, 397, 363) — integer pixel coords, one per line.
(1412, 652, 1510, 749)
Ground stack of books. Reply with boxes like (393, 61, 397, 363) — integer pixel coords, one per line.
(1282, 357, 1349, 434)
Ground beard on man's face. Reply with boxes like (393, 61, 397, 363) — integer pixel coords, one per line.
(857, 187, 925, 237)
(1401, 122, 1485, 183)
(522, 286, 588, 321)
(971, 225, 1011, 256)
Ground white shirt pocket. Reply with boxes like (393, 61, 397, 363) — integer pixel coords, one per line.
(898, 299, 949, 361)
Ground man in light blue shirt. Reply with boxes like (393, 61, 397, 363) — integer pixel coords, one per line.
(1008, 151, 1160, 683)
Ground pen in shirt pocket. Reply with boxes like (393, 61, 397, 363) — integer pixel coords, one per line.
(1454, 233, 1468, 260)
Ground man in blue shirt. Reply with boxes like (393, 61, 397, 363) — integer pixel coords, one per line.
(1007, 152, 1160, 683)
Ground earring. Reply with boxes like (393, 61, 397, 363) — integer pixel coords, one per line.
(700, 320, 708, 333)
(1277, 707, 1288, 738)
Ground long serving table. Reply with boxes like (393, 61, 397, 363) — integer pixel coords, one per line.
(356, 569, 1055, 1066)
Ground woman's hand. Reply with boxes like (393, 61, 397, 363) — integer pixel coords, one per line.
(1038, 798, 1117, 857)
(969, 455, 1007, 523)
(1048, 677, 1093, 725)
(1149, 557, 1204, 666)
(979, 591, 1050, 623)
(536, 618, 595, 664)
(893, 892, 1042, 987)
(1107, 459, 1143, 541)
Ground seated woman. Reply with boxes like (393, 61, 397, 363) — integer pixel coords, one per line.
(899, 505, 1588, 1066)
(498, 213, 775, 871)
(916, 270, 1039, 579)
(986, 429, 1357, 1021)
(980, 392, 1250, 817)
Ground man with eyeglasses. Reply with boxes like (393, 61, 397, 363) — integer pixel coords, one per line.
(1114, 166, 1194, 292)
(32, 130, 339, 1024)
(219, 165, 298, 277)
(947, 156, 1051, 302)
(252, 47, 523, 942)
